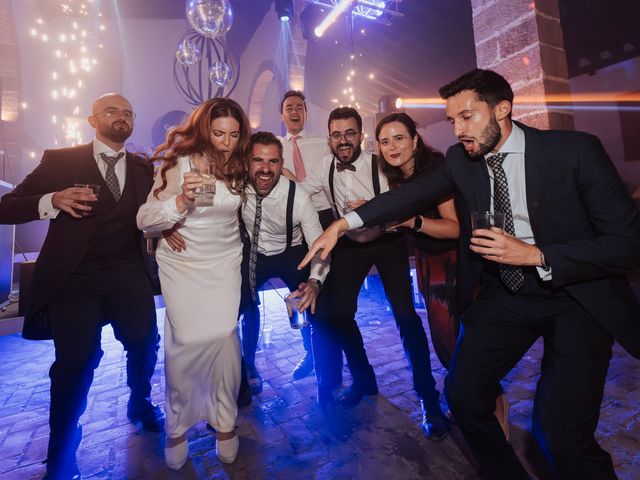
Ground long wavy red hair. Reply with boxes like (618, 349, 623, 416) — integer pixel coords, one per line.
(152, 97, 251, 197)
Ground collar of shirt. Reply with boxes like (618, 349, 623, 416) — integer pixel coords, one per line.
(335, 150, 369, 170)
(285, 129, 308, 141)
(483, 122, 525, 162)
(93, 137, 126, 161)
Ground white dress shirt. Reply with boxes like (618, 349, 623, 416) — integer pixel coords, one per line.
(244, 175, 330, 283)
(301, 150, 389, 242)
(38, 138, 127, 219)
(278, 129, 332, 211)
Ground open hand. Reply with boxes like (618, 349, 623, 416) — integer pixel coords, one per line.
(298, 218, 348, 269)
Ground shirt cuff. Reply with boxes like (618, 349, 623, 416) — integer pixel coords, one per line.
(164, 194, 189, 223)
(38, 193, 60, 220)
(343, 211, 364, 230)
(535, 266, 552, 281)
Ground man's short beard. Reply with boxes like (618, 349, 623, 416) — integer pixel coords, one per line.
(102, 124, 131, 144)
(469, 115, 501, 158)
(332, 142, 361, 164)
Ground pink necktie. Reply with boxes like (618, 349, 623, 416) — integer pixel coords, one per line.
(291, 135, 306, 182)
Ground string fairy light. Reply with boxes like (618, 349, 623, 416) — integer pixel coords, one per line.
(26, 0, 104, 146)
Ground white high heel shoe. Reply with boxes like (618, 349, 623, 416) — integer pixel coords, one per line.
(216, 435, 239, 464)
(164, 437, 189, 470)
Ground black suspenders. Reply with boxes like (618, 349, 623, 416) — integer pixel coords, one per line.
(285, 179, 296, 249)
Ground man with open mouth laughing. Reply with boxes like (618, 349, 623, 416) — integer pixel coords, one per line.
(240, 132, 347, 439)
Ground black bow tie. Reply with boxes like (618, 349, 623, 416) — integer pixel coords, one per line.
(336, 161, 356, 173)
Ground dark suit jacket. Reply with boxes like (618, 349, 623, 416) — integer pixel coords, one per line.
(0, 143, 154, 339)
(356, 122, 640, 358)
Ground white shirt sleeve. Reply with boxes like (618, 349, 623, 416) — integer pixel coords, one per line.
(343, 211, 364, 229)
(297, 194, 330, 283)
(136, 160, 189, 232)
(536, 266, 552, 281)
(38, 193, 60, 220)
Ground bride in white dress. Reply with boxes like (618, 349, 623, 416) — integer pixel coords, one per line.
(137, 98, 250, 469)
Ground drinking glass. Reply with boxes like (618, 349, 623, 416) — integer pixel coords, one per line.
(471, 211, 505, 231)
(284, 293, 309, 329)
(73, 183, 101, 216)
(189, 156, 215, 207)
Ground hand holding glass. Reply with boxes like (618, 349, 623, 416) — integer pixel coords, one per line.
(189, 156, 215, 207)
(284, 292, 309, 329)
(73, 183, 101, 216)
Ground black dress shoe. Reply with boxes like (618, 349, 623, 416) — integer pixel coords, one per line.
(237, 383, 252, 407)
(338, 382, 378, 408)
(127, 400, 165, 432)
(292, 352, 314, 380)
(420, 399, 448, 441)
(44, 450, 81, 480)
(319, 399, 350, 440)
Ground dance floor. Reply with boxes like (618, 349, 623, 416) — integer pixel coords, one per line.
(0, 278, 638, 479)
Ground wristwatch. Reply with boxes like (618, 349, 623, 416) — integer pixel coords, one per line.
(308, 278, 322, 291)
(539, 251, 551, 272)
(413, 215, 423, 232)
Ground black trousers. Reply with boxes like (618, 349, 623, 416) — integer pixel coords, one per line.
(240, 246, 312, 367)
(327, 233, 440, 404)
(446, 271, 616, 480)
(46, 257, 158, 466)
(239, 245, 342, 398)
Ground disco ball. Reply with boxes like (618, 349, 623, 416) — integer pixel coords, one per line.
(175, 38, 201, 66)
(209, 61, 232, 86)
(186, 0, 228, 39)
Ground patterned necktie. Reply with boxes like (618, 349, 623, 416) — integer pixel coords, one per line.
(100, 152, 124, 201)
(336, 161, 356, 173)
(291, 135, 306, 182)
(486, 153, 525, 292)
(248, 195, 264, 299)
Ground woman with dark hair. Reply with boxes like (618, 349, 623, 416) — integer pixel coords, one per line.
(137, 98, 250, 469)
(376, 112, 509, 437)
(377, 112, 459, 368)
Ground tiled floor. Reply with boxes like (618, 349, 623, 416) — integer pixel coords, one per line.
(0, 281, 638, 479)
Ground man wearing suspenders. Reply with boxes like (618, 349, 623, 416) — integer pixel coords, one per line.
(238, 132, 347, 439)
(301, 107, 448, 440)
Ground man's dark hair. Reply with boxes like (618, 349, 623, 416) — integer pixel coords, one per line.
(327, 106, 362, 133)
(439, 69, 514, 117)
(280, 90, 307, 113)
(249, 131, 283, 159)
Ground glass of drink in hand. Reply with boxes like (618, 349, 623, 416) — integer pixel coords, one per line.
(471, 211, 505, 238)
(284, 292, 309, 329)
(73, 183, 101, 216)
(189, 156, 216, 207)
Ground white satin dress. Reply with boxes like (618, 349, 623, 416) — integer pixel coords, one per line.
(137, 156, 242, 438)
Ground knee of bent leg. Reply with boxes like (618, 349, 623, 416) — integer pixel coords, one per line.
(445, 373, 481, 416)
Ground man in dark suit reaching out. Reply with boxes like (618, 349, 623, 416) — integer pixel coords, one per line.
(300, 69, 640, 479)
(0, 93, 163, 479)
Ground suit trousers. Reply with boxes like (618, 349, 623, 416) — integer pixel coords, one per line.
(239, 245, 342, 398)
(327, 233, 440, 404)
(46, 256, 158, 466)
(445, 271, 616, 480)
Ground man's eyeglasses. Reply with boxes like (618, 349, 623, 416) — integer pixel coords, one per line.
(329, 130, 360, 143)
(94, 108, 136, 121)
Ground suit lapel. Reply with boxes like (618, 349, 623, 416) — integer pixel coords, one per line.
(520, 123, 547, 232)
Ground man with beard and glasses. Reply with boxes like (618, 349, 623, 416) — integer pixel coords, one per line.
(238, 132, 348, 439)
(299, 107, 449, 441)
(0, 93, 163, 479)
(301, 69, 640, 480)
